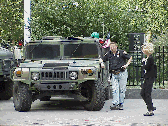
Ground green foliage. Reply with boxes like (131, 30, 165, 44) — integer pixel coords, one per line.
(0, 0, 24, 45)
(0, 0, 167, 47)
(30, 0, 167, 49)
(153, 33, 168, 47)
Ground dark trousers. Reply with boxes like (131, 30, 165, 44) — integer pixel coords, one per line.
(140, 77, 154, 111)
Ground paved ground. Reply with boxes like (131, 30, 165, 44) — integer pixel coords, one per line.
(0, 98, 168, 126)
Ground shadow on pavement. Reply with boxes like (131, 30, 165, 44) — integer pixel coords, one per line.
(31, 99, 85, 112)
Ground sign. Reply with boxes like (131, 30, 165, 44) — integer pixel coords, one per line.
(128, 33, 145, 66)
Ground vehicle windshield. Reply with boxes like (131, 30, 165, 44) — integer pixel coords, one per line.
(64, 43, 98, 58)
(25, 44, 60, 60)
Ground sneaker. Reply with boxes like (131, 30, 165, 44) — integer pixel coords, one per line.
(153, 107, 156, 111)
(144, 111, 154, 116)
(110, 104, 118, 110)
(118, 104, 123, 110)
(147, 106, 156, 111)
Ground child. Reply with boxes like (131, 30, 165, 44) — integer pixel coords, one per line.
(141, 43, 156, 116)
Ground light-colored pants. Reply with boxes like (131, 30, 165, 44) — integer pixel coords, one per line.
(111, 69, 128, 105)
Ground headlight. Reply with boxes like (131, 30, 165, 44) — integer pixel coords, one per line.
(31, 72, 40, 81)
(69, 72, 78, 80)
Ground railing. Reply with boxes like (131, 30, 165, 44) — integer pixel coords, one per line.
(127, 46, 168, 87)
(154, 46, 168, 87)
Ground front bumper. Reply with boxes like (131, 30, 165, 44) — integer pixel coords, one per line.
(33, 82, 78, 91)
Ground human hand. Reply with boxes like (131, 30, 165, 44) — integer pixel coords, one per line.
(101, 62, 105, 68)
(142, 58, 146, 62)
(99, 58, 103, 63)
(122, 64, 128, 69)
(99, 58, 105, 68)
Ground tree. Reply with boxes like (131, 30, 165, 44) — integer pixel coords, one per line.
(125, 0, 167, 41)
(0, 0, 24, 45)
(1, 0, 167, 48)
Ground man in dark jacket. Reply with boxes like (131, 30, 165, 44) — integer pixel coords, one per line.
(100, 42, 132, 110)
(141, 43, 157, 116)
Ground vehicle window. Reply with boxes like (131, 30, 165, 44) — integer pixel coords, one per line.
(64, 43, 98, 58)
(25, 44, 60, 60)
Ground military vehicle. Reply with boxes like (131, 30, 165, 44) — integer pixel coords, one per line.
(12, 36, 110, 111)
(0, 44, 14, 100)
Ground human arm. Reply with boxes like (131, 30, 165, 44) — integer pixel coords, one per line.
(122, 56, 132, 69)
(99, 52, 109, 68)
(99, 58, 105, 68)
(121, 50, 132, 69)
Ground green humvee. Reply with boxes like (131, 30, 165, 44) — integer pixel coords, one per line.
(12, 36, 110, 111)
(0, 44, 14, 100)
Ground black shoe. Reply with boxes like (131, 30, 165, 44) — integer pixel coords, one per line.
(153, 107, 156, 111)
(144, 112, 154, 116)
(110, 104, 118, 110)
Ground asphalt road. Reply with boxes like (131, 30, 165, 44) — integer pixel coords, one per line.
(0, 97, 168, 126)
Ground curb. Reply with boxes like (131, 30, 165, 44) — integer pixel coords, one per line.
(110, 89, 168, 99)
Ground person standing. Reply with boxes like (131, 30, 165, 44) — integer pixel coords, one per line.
(100, 42, 132, 110)
(141, 43, 157, 116)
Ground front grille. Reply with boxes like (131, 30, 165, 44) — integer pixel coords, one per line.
(41, 71, 69, 80)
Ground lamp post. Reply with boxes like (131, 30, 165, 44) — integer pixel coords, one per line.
(24, 0, 31, 46)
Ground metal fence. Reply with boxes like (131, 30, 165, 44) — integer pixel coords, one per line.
(127, 46, 168, 87)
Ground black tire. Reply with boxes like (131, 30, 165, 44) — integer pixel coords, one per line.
(40, 96, 51, 101)
(0, 80, 13, 100)
(105, 86, 110, 100)
(13, 81, 32, 112)
(82, 79, 105, 111)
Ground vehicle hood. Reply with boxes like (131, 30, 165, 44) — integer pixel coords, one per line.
(20, 59, 100, 68)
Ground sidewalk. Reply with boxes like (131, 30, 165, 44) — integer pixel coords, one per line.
(102, 99, 168, 125)
(109, 88, 168, 99)
(0, 98, 167, 125)
(105, 88, 168, 125)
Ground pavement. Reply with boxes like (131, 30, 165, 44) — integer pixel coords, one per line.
(0, 88, 168, 125)
(0, 98, 168, 125)
(104, 99, 168, 125)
